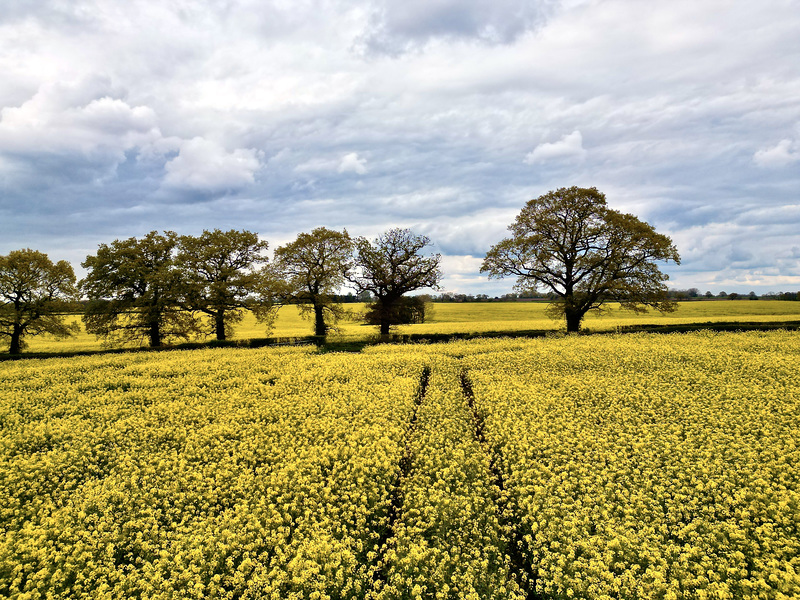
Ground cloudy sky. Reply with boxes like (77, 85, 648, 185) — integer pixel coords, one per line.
(1, 0, 799, 295)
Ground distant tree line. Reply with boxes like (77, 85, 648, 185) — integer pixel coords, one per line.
(431, 288, 800, 303)
(430, 292, 550, 302)
(756, 291, 800, 301)
(666, 289, 800, 301)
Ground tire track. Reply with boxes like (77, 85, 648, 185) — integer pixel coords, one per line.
(371, 366, 430, 589)
(460, 369, 545, 600)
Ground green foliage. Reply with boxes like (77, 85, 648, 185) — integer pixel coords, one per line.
(0, 249, 78, 353)
(482, 186, 681, 332)
(273, 227, 353, 336)
(349, 228, 442, 335)
(364, 295, 429, 327)
(81, 231, 200, 348)
(176, 229, 275, 340)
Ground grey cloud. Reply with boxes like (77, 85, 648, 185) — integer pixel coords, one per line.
(360, 0, 557, 53)
(417, 209, 517, 257)
(0, 0, 95, 27)
(726, 247, 755, 266)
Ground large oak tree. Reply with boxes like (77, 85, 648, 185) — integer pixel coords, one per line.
(81, 231, 200, 347)
(481, 186, 681, 332)
(273, 227, 353, 337)
(176, 229, 274, 341)
(348, 228, 442, 336)
(0, 249, 79, 354)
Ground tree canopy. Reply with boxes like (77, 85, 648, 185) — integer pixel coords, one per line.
(481, 186, 681, 332)
(348, 228, 442, 335)
(81, 231, 200, 347)
(176, 229, 273, 340)
(0, 249, 79, 354)
(273, 227, 353, 337)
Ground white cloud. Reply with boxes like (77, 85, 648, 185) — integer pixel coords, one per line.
(437, 254, 491, 293)
(524, 131, 586, 164)
(338, 152, 368, 175)
(293, 152, 369, 176)
(163, 138, 262, 192)
(0, 80, 159, 158)
(440, 254, 484, 275)
(753, 139, 800, 168)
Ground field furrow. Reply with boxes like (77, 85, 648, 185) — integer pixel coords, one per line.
(370, 366, 430, 593)
(366, 353, 522, 599)
(460, 370, 543, 600)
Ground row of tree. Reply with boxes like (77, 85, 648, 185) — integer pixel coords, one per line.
(0, 228, 442, 353)
(3, 186, 686, 353)
(666, 288, 766, 300)
(762, 291, 800, 301)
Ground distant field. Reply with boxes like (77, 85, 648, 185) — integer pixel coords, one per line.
(2, 332, 798, 598)
(400, 299, 800, 335)
(16, 299, 800, 353)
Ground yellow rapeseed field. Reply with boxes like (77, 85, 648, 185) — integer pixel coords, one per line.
(16, 300, 800, 353)
(455, 332, 800, 599)
(1, 331, 798, 599)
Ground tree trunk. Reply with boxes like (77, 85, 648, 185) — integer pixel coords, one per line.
(313, 304, 326, 337)
(378, 297, 393, 336)
(215, 312, 226, 341)
(565, 309, 583, 333)
(379, 318, 391, 336)
(149, 321, 162, 347)
(9, 324, 23, 354)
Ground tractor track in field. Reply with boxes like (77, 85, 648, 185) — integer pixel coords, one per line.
(370, 365, 431, 589)
(460, 369, 545, 600)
